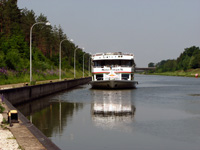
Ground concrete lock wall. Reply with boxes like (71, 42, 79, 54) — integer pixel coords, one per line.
(0, 77, 91, 105)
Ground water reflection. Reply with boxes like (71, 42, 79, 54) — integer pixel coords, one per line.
(91, 90, 136, 130)
(15, 96, 83, 137)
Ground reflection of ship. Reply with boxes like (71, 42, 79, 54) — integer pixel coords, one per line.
(91, 90, 135, 130)
(92, 102, 135, 116)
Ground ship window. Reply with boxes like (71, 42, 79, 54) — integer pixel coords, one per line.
(93, 60, 133, 67)
(94, 60, 105, 67)
(104, 60, 120, 66)
(121, 60, 132, 67)
(96, 74, 103, 80)
(122, 74, 129, 80)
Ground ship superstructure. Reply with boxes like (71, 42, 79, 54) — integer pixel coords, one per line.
(90, 52, 138, 89)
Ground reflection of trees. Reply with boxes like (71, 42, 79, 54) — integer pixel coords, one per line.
(32, 102, 83, 137)
(15, 97, 50, 117)
(16, 100, 83, 137)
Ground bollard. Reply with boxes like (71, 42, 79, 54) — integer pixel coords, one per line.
(8, 114, 13, 127)
(8, 110, 19, 126)
(195, 73, 198, 78)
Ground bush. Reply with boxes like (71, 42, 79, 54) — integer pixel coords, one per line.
(0, 104, 5, 113)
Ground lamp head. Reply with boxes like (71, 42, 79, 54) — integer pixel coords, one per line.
(45, 22, 51, 26)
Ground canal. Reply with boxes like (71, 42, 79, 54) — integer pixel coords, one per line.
(16, 74, 200, 150)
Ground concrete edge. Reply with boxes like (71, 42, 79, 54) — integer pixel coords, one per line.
(3, 95, 61, 150)
(0, 77, 92, 105)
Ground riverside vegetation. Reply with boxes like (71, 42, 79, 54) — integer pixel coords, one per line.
(0, 0, 90, 85)
(0, 103, 5, 113)
(148, 46, 200, 77)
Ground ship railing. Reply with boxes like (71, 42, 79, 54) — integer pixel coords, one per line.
(93, 65, 131, 68)
(93, 53, 133, 56)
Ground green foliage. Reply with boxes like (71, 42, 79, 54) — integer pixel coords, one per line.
(0, 0, 90, 85)
(190, 53, 200, 69)
(148, 62, 155, 67)
(0, 34, 29, 70)
(155, 46, 200, 73)
(0, 51, 6, 68)
(0, 0, 21, 35)
(0, 103, 5, 113)
(151, 69, 200, 77)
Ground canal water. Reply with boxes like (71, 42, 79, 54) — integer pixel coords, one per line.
(16, 75, 200, 150)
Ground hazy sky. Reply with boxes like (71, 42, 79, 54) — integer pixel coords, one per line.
(18, 0, 200, 67)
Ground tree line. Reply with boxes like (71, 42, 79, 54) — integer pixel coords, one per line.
(0, 0, 90, 74)
(148, 46, 200, 72)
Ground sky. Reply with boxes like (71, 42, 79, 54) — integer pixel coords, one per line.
(18, 0, 200, 67)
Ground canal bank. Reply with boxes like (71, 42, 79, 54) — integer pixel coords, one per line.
(145, 68, 200, 77)
(0, 77, 91, 150)
(0, 77, 91, 105)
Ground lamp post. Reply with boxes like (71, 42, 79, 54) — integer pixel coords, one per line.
(74, 47, 79, 78)
(74, 47, 85, 78)
(59, 39, 73, 80)
(89, 53, 92, 76)
(83, 52, 87, 77)
(30, 21, 51, 83)
(59, 39, 68, 81)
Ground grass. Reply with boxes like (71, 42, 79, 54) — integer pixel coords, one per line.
(18, 146, 25, 150)
(0, 68, 90, 85)
(148, 68, 200, 77)
(7, 136, 16, 140)
(0, 115, 8, 130)
(2, 118, 7, 124)
(0, 103, 5, 113)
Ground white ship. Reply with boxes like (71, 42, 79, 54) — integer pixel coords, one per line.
(90, 52, 138, 89)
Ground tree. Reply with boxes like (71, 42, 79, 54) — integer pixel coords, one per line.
(1, 0, 21, 35)
(20, 8, 36, 42)
(190, 53, 200, 69)
(148, 62, 155, 67)
(0, 0, 88, 76)
(1, 34, 29, 70)
(155, 46, 200, 73)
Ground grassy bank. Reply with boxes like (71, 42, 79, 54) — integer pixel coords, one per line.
(0, 68, 89, 85)
(0, 102, 5, 113)
(148, 68, 200, 77)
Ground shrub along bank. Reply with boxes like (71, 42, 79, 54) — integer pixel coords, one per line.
(0, 68, 89, 85)
(148, 68, 200, 77)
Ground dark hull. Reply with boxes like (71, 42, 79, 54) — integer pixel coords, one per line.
(90, 80, 138, 89)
